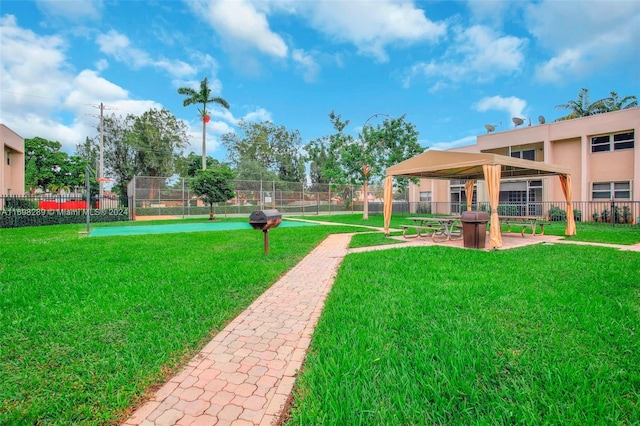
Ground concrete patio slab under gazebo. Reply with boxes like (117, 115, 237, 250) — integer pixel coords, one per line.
(383, 150, 577, 249)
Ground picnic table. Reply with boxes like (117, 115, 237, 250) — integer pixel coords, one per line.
(402, 216, 463, 242)
(499, 215, 547, 237)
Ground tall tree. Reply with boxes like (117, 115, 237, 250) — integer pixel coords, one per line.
(234, 159, 279, 182)
(98, 109, 189, 197)
(554, 88, 601, 121)
(305, 141, 331, 191)
(190, 166, 236, 220)
(99, 113, 138, 197)
(176, 152, 220, 177)
(178, 77, 230, 170)
(308, 111, 424, 219)
(131, 109, 189, 177)
(554, 88, 637, 121)
(595, 91, 638, 112)
(51, 155, 87, 194)
(24, 137, 70, 194)
(75, 137, 98, 167)
(221, 121, 305, 184)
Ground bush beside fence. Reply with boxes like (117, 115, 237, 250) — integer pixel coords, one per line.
(1, 208, 129, 228)
(1, 195, 129, 228)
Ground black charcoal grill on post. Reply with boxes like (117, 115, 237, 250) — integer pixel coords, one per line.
(249, 209, 282, 254)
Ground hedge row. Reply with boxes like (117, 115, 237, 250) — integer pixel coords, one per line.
(0, 209, 130, 228)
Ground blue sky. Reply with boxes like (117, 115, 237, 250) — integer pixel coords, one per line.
(1, 0, 639, 163)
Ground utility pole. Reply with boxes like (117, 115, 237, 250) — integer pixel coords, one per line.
(99, 102, 104, 204)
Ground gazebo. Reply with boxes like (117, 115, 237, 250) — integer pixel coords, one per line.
(383, 150, 576, 249)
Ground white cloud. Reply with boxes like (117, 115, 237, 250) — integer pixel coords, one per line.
(96, 30, 196, 78)
(292, 49, 320, 83)
(301, 0, 446, 62)
(404, 24, 526, 86)
(242, 108, 272, 123)
(36, 0, 103, 21)
(0, 16, 169, 153)
(474, 95, 527, 122)
(0, 15, 76, 148)
(466, 0, 514, 27)
(0, 15, 71, 107)
(458, 26, 525, 76)
(429, 135, 478, 150)
(186, 0, 288, 58)
(183, 116, 235, 157)
(534, 49, 583, 84)
(64, 70, 162, 115)
(526, 0, 640, 83)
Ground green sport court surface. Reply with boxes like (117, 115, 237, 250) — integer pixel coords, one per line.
(89, 220, 319, 237)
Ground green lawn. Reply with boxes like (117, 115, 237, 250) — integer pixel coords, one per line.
(287, 244, 640, 425)
(0, 220, 356, 424)
(296, 213, 640, 246)
(2, 217, 639, 424)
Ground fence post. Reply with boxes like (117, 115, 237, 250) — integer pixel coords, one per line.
(610, 198, 615, 227)
(85, 165, 91, 233)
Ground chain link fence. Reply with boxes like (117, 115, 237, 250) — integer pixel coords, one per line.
(128, 176, 397, 217)
(126, 176, 640, 225)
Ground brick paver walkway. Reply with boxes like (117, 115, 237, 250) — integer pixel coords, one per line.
(124, 228, 640, 426)
(124, 233, 353, 426)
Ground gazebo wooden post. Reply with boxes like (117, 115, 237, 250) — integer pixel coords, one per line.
(383, 176, 393, 235)
(482, 164, 503, 249)
(464, 179, 474, 211)
(559, 174, 576, 236)
(384, 150, 575, 244)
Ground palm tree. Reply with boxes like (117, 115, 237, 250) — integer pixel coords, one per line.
(595, 91, 638, 113)
(554, 88, 602, 121)
(178, 78, 229, 170)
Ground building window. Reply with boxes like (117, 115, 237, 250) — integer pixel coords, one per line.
(510, 149, 536, 161)
(614, 132, 634, 150)
(5, 151, 9, 166)
(419, 192, 432, 202)
(450, 182, 476, 213)
(591, 131, 634, 153)
(592, 181, 631, 200)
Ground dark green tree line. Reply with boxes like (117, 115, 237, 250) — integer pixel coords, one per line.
(25, 137, 88, 195)
(305, 111, 424, 219)
(221, 120, 305, 184)
(555, 88, 637, 121)
(82, 108, 189, 197)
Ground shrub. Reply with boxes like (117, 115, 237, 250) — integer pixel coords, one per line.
(573, 208, 582, 222)
(4, 197, 38, 210)
(0, 209, 129, 228)
(548, 205, 566, 222)
(416, 203, 431, 214)
(622, 206, 631, 224)
(497, 205, 518, 216)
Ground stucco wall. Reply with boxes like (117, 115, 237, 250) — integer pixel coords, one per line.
(1, 124, 25, 195)
(410, 108, 639, 204)
(548, 137, 581, 201)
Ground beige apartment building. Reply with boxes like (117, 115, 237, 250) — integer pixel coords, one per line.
(1, 124, 25, 196)
(408, 108, 640, 221)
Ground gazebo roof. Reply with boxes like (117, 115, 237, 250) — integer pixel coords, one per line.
(386, 150, 570, 180)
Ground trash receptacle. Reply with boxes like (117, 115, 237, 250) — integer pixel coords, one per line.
(461, 211, 489, 249)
